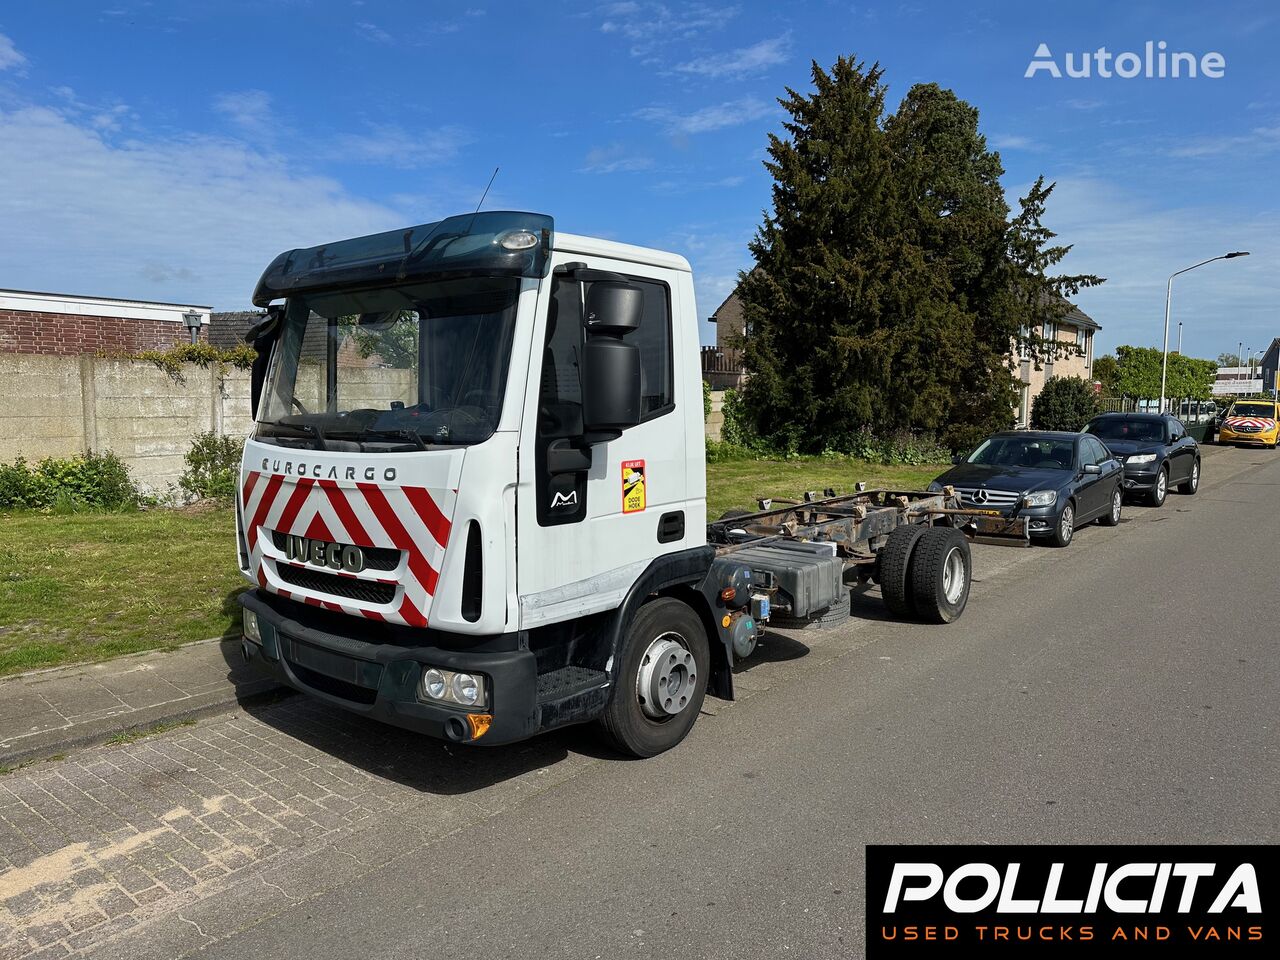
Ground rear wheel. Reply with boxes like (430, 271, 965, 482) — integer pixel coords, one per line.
(599, 598, 709, 758)
(1098, 486, 1123, 526)
(1177, 459, 1200, 495)
(909, 527, 972, 624)
(1147, 467, 1168, 507)
(1048, 501, 1075, 547)
(879, 524, 927, 617)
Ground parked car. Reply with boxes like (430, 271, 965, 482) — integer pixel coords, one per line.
(1084, 412, 1200, 506)
(1217, 399, 1280, 449)
(929, 431, 1124, 548)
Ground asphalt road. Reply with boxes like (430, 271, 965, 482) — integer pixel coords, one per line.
(7, 444, 1279, 959)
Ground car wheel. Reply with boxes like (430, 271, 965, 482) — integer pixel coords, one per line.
(1177, 459, 1200, 495)
(909, 527, 972, 624)
(1147, 467, 1168, 507)
(878, 524, 927, 617)
(598, 598, 709, 758)
(1048, 501, 1074, 548)
(1098, 486, 1122, 526)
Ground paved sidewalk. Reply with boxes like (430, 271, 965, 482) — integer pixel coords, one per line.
(0, 639, 284, 768)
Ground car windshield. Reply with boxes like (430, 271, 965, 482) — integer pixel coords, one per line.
(1088, 419, 1164, 442)
(966, 436, 1075, 470)
(1228, 403, 1276, 418)
(256, 276, 522, 450)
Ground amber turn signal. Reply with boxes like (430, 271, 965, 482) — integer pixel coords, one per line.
(467, 714, 494, 740)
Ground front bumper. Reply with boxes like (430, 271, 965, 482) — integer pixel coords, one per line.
(1219, 428, 1276, 446)
(239, 590, 541, 746)
(1121, 466, 1160, 492)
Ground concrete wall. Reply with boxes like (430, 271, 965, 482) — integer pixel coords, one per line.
(705, 389, 725, 441)
(0, 354, 253, 494)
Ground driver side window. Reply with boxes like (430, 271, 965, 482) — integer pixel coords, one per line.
(1085, 437, 1110, 465)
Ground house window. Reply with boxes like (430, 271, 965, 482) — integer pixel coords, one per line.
(1076, 327, 1085, 347)
(1044, 321, 1055, 342)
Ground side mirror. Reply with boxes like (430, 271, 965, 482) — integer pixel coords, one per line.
(581, 282, 643, 435)
(1082, 463, 1102, 475)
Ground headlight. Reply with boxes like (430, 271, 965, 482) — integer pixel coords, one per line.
(242, 608, 262, 643)
(1022, 490, 1057, 507)
(927, 481, 944, 493)
(1127, 453, 1157, 464)
(422, 668, 447, 700)
(418, 665, 488, 708)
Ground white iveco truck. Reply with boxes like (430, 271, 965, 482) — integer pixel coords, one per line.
(236, 212, 990, 756)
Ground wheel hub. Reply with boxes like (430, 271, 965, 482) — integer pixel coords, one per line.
(942, 547, 966, 604)
(637, 634, 696, 720)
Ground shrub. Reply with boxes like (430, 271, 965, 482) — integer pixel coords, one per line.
(0, 452, 139, 510)
(702, 379, 712, 421)
(179, 432, 245, 501)
(1030, 376, 1099, 432)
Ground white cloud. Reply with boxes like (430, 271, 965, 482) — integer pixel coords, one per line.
(675, 34, 790, 79)
(0, 105, 417, 309)
(1168, 124, 1280, 158)
(991, 134, 1038, 150)
(212, 90, 275, 138)
(636, 97, 773, 135)
(327, 123, 471, 168)
(1064, 98, 1104, 111)
(355, 21, 393, 44)
(0, 32, 26, 71)
(1032, 177, 1280, 357)
(580, 143, 653, 174)
(595, 3, 738, 58)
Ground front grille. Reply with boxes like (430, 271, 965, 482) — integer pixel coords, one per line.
(287, 661, 379, 705)
(952, 486, 1021, 507)
(275, 563, 397, 604)
(269, 530, 401, 571)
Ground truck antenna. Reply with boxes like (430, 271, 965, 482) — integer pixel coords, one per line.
(468, 167, 499, 229)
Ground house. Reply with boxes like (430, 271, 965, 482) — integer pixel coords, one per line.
(0, 288, 211, 356)
(701, 289, 748, 390)
(1256, 338, 1280, 398)
(1013, 302, 1101, 428)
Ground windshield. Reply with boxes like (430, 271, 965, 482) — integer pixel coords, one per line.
(1087, 419, 1164, 442)
(1227, 402, 1277, 419)
(966, 436, 1075, 470)
(256, 276, 522, 451)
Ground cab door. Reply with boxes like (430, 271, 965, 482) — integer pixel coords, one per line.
(513, 253, 695, 630)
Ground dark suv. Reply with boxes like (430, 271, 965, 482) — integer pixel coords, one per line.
(1084, 413, 1200, 506)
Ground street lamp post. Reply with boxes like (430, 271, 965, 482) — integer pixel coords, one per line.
(1160, 251, 1250, 412)
(1176, 321, 1183, 355)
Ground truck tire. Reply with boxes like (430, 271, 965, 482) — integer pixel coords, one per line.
(909, 527, 972, 624)
(599, 598, 710, 758)
(879, 524, 926, 617)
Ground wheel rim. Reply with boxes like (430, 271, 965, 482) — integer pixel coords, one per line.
(636, 633, 696, 720)
(1192, 462, 1199, 489)
(1111, 490, 1121, 523)
(1060, 505, 1074, 541)
(942, 547, 966, 604)
(1157, 471, 1167, 500)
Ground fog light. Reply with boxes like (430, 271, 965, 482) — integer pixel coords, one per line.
(242, 608, 261, 644)
(452, 673, 480, 705)
(422, 668, 447, 700)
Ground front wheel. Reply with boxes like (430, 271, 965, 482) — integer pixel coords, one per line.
(1177, 459, 1200, 495)
(1098, 486, 1123, 526)
(1048, 501, 1075, 547)
(599, 598, 710, 758)
(1146, 467, 1169, 507)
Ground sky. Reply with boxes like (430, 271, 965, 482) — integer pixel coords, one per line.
(0, 0, 1276, 359)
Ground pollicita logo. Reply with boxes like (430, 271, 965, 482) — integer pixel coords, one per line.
(1025, 41, 1226, 79)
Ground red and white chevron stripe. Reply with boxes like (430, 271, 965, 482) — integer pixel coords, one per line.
(1224, 417, 1276, 430)
(240, 471, 455, 627)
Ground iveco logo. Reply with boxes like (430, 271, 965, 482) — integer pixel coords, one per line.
(285, 535, 366, 573)
(972, 488, 989, 504)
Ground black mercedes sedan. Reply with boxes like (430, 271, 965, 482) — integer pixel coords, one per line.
(929, 431, 1124, 547)
(1084, 412, 1200, 507)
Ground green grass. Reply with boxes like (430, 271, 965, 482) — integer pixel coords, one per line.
(0, 505, 247, 676)
(705, 456, 945, 519)
(0, 455, 946, 676)
(106, 719, 197, 745)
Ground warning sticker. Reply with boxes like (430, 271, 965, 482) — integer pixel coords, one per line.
(622, 459, 646, 514)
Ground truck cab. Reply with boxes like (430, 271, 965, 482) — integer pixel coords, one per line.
(237, 212, 723, 756)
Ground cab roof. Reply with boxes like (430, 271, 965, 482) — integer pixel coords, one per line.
(554, 232, 691, 273)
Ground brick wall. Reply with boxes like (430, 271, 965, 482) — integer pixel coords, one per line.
(0, 309, 206, 357)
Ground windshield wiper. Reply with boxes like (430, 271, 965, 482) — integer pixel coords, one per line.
(327, 427, 429, 450)
(263, 421, 328, 450)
